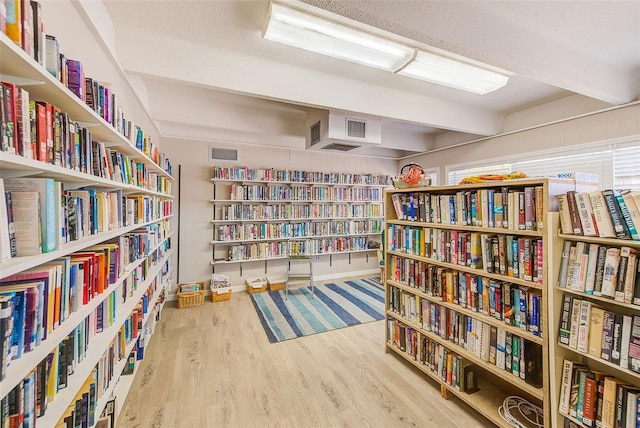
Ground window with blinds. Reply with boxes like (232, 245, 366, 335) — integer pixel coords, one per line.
(446, 138, 640, 190)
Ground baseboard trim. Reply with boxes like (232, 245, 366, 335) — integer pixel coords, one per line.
(167, 269, 381, 300)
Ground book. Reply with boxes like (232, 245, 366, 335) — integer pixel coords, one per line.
(4, 177, 58, 253)
(614, 246, 632, 302)
(584, 243, 600, 294)
(566, 190, 584, 235)
(589, 190, 617, 238)
(602, 189, 630, 240)
(558, 240, 573, 289)
(577, 299, 592, 353)
(5, 0, 22, 46)
(0, 179, 13, 261)
(602, 377, 624, 428)
(568, 297, 582, 349)
(557, 194, 574, 235)
(619, 314, 633, 370)
(8, 190, 41, 256)
(593, 244, 608, 297)
(575, 191, 599, 236)
(601, 311, 615, 363)
(559, 359, 575, 415)
(620, 189, 640, 235)
(558, 293, 573, 346)
(600, 247, 621, 298)
(588, 306, 605, 358)
(613, 189, 639, 240)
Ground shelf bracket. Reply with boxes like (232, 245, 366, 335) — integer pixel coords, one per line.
(264, 260, 268, 274)
(349, 252, 352, 264)
(240, 262, 243, 276)
(330, 254, 333, 267)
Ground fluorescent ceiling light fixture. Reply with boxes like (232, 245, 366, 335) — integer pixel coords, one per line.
(262, 2, 509, 95)
(397, 50, 509, 94)
(263, 2, 414, 72)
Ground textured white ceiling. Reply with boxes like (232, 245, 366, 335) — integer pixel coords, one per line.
(101, 0, 640, 158)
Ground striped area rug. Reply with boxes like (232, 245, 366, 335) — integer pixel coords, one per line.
(250, 277, 384, 343)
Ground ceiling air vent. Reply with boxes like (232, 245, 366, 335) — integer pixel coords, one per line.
(322, 143, 359, 152)
(209, 147, 239, 162)
(346, 119, 366, 139)
(310, 121, 321, 144)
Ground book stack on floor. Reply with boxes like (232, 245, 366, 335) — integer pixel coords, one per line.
(549, 187, 640, 428)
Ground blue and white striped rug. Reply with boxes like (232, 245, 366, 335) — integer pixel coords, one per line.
(250, 277, 384, 343)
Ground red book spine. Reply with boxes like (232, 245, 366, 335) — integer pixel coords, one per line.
(35, 102, 47, 162)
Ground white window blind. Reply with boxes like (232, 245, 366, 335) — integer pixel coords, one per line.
(446, 137, 639, 190)
(424, 167, 439, 186)
(613, 145, 640, 190)
(447, 163, 511, 185)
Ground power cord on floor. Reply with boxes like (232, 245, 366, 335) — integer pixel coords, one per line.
(498, 396, 544, 428)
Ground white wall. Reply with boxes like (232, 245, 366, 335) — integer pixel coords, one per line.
(404, 103, 640, 184)
(163, 137, 396, 296)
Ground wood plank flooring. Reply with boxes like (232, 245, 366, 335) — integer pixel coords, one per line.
(117, 282, 496, 427)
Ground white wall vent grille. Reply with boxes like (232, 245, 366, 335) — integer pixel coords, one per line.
(209, 147, 239, 162)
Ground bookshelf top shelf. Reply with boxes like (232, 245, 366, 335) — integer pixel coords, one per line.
(383, 177, 582, 193)
(558, 233, 640, 248)
(211, 178, 390, 187)
(0, 34, 173, 181)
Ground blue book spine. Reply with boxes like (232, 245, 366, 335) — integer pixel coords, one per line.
(531, 294, 540, 336)
(487, 190, 495, 228)
(511, 239, 520, 278)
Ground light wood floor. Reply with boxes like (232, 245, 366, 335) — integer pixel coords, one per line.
(117, 281, 496, 428)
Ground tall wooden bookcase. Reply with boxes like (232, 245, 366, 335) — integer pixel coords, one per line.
(210, 166, 389, 273)
(547, 212, 640, 428)
(383, 178, 580, 427)
(0, 19, 174, 427)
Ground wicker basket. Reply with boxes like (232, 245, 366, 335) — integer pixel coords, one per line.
(211, 287, 232, 302)
(246, 277, 268, 294)
(177, 281, 205, 308)
(177, 290, 205, 308)
(267, 277, 286, 292)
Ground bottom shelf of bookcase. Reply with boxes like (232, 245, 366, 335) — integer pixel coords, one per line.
(385, 343, 526, 428)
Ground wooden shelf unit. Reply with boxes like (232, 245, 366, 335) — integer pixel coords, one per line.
(547, 213, 640, 428)
(383, 178, 584, 428)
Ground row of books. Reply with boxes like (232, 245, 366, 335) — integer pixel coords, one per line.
(387, 320, 478, 393)
(390, 186, 546, 231)
(558, 240, 640, 305)
(0, 177, 173, 262)
(0, 228, 169, 375)
(215, 220, 383, 241)
(1, 83, 173, 192)
(0, 251, 121, 374)
(228, 184, 383, 203)
(222, 236, 375, 261)
(387, 315, 543, 388)
(388, 274, 542, 337)
(222, 242, 288, 262)
(558, 359, 640, 427)
(388, 224, 544, 284)
(558, 294, 640, 373)
(212, 166, 391, 186)
(219, 202, 383, 222)
(558, 189, 640, 241)
(1, 2, 173, 176)
(0, 276, 160, 427)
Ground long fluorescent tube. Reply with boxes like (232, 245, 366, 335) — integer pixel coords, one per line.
(262, 2, 510, 94)
(397, 50, 509, 94)
(263, 2, 414, 72)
